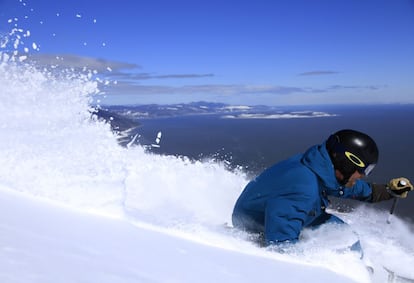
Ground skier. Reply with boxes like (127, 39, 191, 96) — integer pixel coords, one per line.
(232, 129, 413, 246)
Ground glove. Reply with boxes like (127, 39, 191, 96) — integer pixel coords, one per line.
(387, 177, 413, 198)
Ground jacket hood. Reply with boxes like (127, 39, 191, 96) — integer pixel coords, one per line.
(301, 142, 341, 190)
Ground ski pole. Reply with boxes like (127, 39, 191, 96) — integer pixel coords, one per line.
(386, 198, 398, 224)
(386, 179, 410, 224)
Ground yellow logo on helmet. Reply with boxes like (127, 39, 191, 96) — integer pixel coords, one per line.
(345, 151, 365, 168)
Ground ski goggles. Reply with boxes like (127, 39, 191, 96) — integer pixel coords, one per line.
(357, 163, 376, 176)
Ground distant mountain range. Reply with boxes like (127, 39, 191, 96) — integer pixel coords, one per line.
(92, 102, 337, 146)
(101, 101, 337, 119)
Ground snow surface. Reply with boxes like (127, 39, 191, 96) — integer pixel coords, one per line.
(0, 188, 363, 283)
(1, 30, 414, 283)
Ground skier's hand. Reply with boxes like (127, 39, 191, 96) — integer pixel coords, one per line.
(387, 177, 413, 198)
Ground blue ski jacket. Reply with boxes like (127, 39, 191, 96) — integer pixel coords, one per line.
(232, 142, 373, 245)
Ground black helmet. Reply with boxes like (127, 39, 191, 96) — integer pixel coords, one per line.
(326, 129, 378, 184)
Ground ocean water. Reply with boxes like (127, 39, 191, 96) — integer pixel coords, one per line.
(131, 104, 414, 222)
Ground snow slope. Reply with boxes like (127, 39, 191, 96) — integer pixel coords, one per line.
(0, 188, 363, 283)
(1, 27, 413, 283)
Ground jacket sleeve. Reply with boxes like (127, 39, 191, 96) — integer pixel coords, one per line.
(344, 180, 393, 202)
(264, 194, 314, 245)
(370, 183, 393, 202)
(341, 180, 372, 201)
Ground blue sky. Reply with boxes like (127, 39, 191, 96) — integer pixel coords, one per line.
(1, 0, 414, 106)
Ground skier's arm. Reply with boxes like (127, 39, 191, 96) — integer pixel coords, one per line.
(370, 183, 392, 202)
(370, 177, 413, 202)
(341, 180, 372, 201)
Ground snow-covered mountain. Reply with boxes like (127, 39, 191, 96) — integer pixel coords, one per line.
(104, 102, 337, 119)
